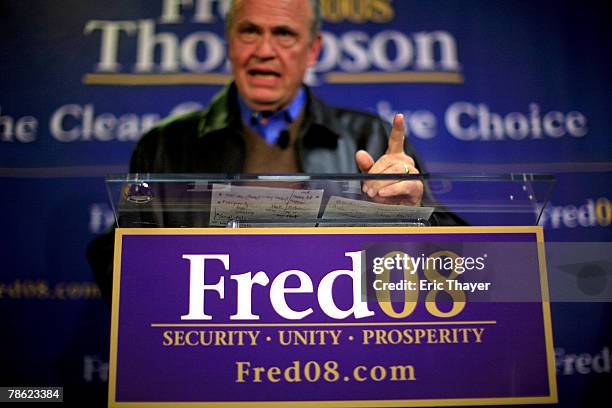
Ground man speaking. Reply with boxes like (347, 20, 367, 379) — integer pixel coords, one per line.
(130, 0, 424, 204)
(89, 0, 463, 303)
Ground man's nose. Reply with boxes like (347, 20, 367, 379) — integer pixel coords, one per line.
(254, 32, 276, 58)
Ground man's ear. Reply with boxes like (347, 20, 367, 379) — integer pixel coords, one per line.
(307, 33, 323, 67)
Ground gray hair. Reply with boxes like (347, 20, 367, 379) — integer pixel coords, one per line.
(225, 0, 322, 40)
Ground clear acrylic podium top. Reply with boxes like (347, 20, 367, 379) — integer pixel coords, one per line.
(105, 173, 555, 228)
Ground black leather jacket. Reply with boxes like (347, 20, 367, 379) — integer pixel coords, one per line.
(88, 83, 465, 304)
(130, 82, 425, 174)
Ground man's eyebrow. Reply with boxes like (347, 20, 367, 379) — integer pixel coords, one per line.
(272, 25, 298, 33)
(236, 20, 260, 29)
(235, 21, 297, 33)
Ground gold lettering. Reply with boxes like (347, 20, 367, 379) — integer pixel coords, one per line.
(370, 365, 386, 381)
(246, 331, 260, 346)
(284, 361, 302, 382)
(402, 328, 414, 344)
(427, 328, 438, 344)
(596, 197, 612, 226)
(295, 331, 309, 345)
(186, 330, 199, 346)
(320, 0, 394, 23)
(252, 366, 265, 383)
(414, 329, 426, 344)
(174, 330, 186, 346)
(376, 329, 389, 344)
(361, 327, 485, 345)
(278, 330, 341, 345)
(199, 331, 213, 346)
(371, 0, 394, 22)
(235, 361, 250, 383)
(215, 330, 227, 346)
(160, 330, 262, 347)
(376, 251, 418, 319)
(279, 330, 290, 346)
(362, 329, 374, 345)
(267, 366, 282, 382)
(328, 330, 342, 345)
(472, 328, 485, 343)
(438, 328, 451, 343)
(389, 364, 416, 381)
(162, 330, 173, 346)
(353, 365, 367, 381)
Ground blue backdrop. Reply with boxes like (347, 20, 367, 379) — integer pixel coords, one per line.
(1, 0, 610, 406)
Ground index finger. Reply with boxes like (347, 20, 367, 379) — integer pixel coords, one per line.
(386, 113, 406, 155)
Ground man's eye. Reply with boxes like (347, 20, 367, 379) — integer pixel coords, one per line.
(238, 26, 260, 43)
(274, 28, 298, 47)
(276, 29, 296, 37)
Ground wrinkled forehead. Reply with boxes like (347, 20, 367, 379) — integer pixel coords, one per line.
(231, 0, 313, 29)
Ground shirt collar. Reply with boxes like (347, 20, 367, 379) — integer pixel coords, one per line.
(198, 83, 339, 149)
(238, 86, 306, 128)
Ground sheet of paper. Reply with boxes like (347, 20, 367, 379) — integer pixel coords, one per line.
(209, 184, 324, 226)
(322, 196, 434, 226)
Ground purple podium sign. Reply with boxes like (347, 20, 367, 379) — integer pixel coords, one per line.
(109, 226, 557, 407)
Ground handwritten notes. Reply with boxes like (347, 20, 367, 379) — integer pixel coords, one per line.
(209, 184, 324, 226)
(209, 185, 434, 227)
(322, 196, 434, 225)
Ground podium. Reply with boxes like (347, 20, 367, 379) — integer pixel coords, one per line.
(105, 173, 557, 407)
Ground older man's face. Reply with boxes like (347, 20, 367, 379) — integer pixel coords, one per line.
(227, 0, 321, 112)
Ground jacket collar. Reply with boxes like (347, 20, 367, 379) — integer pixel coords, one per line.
(197, 82, 340, 148)
(197, 83, 240, 137)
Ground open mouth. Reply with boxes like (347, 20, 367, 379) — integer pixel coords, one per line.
(248, 69, 281, 79)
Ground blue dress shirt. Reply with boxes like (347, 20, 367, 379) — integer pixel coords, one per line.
(238, 87, 306, 145)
